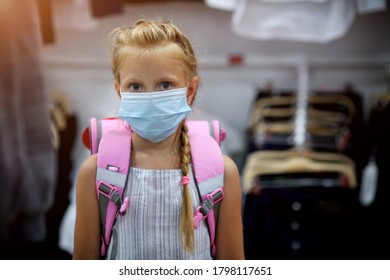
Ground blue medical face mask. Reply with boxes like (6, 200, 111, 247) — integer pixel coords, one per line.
(118, 87, 192, 143)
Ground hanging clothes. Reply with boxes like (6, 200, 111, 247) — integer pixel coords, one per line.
(357, 93, 390, 256)
(242, 84, 365, 259)
(231, 0, 357, 43)
(0, 0, 57, 242)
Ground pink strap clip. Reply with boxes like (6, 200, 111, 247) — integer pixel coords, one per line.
(182, 176, 190, 186)
(120, 196, 129, 216)
(193, 206, 206, 229)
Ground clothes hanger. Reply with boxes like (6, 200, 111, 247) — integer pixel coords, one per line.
(251, 120, 294, 135)
(244, 76, 357, 192)
(306, 122, 345, 137)
(250, 95, 297, 113)
(242, 150, 357, 193)
(249, 89, 354, 130)
(248, 127, 345, 154)
(258, 107, 296, 119)
(308, 94, 356, 118)
(257, 172, 347, 189)
(246, 146, 355, 165)
(244, 84, 356, 192)
(307, 107, 353, 125)
(248, 96, 296, 126)
(248, 106, 295, 130)
(251, 118, 347, 138)
(253, 95, 297, 110)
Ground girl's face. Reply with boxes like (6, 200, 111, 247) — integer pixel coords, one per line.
(114, 52, 198, 105)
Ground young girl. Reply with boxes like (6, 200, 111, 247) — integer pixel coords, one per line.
(72, 20, 244, 260)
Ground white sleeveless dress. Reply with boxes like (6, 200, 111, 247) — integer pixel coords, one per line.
(106, 166, 212, 260)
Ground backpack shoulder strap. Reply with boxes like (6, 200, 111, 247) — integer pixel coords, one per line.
(187, 120, 225, 191)
(87, 117, 132, 257)
(187, 120, 225, 258)
(186, 120, 226, 145)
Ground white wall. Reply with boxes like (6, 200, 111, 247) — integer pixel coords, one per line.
(42, 0, 390, 164)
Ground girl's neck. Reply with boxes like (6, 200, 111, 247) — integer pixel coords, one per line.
(130, 131, 182, 170)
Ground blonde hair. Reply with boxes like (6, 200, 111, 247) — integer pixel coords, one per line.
(108, 20, 198, 252)
(108, 20, 198, 83)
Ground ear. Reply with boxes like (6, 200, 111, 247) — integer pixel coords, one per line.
(186, 76, 199, 105)
(114, 80, 121, 98)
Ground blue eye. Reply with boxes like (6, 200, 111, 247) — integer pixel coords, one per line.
(160, 82, 172, 90)
(129, 84, 142, 91)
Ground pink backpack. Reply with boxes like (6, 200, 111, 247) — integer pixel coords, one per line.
(83, 117, 226, 258)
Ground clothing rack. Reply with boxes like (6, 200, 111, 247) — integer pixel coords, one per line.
(199, 53, 390, 87)
(293, 59, 309, 149)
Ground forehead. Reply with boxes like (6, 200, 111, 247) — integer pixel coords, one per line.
(119, 49, 187, 80)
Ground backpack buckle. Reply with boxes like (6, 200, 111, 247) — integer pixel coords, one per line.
(97, 182, 114, 197)
(194, 205, 207, 229)
(97, 182, 122, 207)
(208, 187, 224, 204)
(193, 188, 224, 229)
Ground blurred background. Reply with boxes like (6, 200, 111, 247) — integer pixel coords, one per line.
(0, 0, 389, 259)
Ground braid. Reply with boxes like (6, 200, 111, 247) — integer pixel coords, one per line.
(179, 122, 194, 252)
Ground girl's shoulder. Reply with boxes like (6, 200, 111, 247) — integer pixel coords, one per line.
(222, 154, 239, 177)
(78, 153, 98, 180)
(222, 154, 241, 193)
